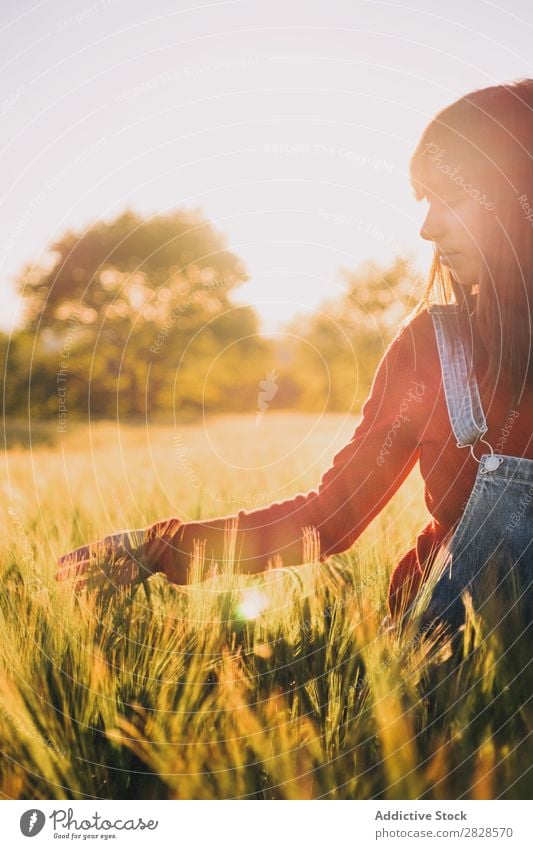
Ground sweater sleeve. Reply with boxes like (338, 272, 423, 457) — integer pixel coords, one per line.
(144, 316, 426, 583)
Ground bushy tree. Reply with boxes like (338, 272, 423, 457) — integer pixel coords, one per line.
(10, 208, 270, 418)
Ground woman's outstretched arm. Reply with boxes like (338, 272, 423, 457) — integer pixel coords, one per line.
(57, 313, 427, 588)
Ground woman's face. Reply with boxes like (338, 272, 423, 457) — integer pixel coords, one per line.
(419, 177, 487, 289)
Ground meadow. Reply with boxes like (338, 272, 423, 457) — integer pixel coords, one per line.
(0, 414, 530, 799)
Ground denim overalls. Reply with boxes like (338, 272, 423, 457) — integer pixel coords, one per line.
(419, 305, 533, 631)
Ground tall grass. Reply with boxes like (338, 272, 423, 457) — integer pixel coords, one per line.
(0, 415, 530, 799)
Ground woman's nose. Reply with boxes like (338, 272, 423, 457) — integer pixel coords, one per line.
(419, 203, 444, 242)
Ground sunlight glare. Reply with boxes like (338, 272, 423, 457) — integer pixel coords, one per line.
(237, 588, 269, 621)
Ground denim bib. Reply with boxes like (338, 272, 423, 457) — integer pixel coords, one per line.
(420, 305, 533, 631)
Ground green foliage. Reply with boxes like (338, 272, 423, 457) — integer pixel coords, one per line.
(4, 207, 425, 419)
(279, 257, 423, 411)
(6, 208, 271, 419)
(17, 208, 246, 330)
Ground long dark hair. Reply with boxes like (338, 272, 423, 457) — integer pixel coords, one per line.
(410, 79, 533, 404)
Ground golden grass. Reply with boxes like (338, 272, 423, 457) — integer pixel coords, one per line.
(0, 414, 530, 799)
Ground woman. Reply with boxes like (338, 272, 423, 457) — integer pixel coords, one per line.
(57, 79, 533, 630)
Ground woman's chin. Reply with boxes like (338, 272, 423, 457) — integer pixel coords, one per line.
(440, 257, 478, 289)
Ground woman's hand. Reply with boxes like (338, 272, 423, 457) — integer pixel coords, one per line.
(56, 519, 188, 590)
(55, 529, 151, 590)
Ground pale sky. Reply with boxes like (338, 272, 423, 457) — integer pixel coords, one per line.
(0, 0, 531, 334)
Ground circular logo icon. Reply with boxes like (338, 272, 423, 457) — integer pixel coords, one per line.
(20, 809, 46, 837)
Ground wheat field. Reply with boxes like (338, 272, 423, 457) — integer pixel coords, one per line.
(0, 414, 530, 799)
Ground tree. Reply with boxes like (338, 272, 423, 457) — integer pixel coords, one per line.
(279, 256, 424, 412)
(18, 208, 247, 331)
(12, 208, 269, 418)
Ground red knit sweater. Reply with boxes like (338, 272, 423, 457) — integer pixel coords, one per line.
(149, 309, 533, 616)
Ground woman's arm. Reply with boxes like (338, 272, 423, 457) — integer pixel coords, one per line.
(57, 314, 428, 587)
(139, 316, 426, 583)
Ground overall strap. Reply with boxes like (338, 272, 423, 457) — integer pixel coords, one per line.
(429, 305, 487, 448)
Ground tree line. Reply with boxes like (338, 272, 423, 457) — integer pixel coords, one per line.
(1, 208, 422, 423)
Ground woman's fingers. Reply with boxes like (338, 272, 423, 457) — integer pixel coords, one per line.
(55, 556, 97, 590)
(55, 547, 93, 583)
(57, 544, 91, 569)
(56, 556, 142, 590)
(55, 536, 144, 589)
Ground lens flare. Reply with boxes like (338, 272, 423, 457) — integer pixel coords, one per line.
(237, 588, 269, 621)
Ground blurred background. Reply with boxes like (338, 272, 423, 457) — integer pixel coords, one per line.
(1, 0, 531, 431)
